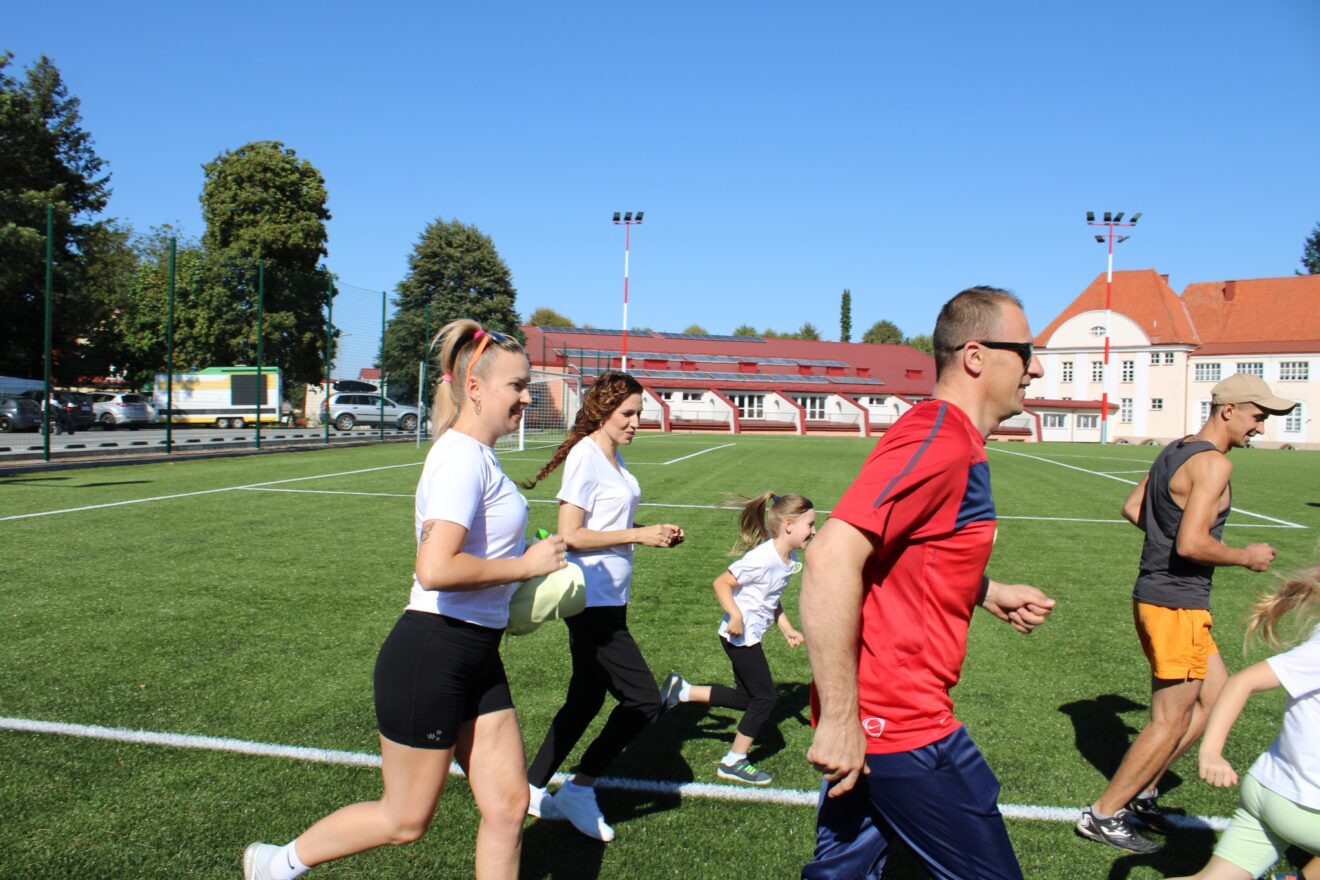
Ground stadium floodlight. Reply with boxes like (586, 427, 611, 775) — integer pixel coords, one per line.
(613, 210, 645, 372)
(1085, 209, 1142, 445)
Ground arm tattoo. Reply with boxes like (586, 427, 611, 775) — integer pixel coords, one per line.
(419, 522, 435, 544)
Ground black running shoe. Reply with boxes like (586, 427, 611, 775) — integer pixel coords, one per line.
(1075, 807, 1163, 854)
(1125, 792, 1179, 834)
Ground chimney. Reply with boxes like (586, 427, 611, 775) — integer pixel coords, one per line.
(1160, 274, 1169, 284)
(1223, 281, 1237, 302)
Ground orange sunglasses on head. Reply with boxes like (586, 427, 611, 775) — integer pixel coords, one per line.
(464, 329, 513, 389)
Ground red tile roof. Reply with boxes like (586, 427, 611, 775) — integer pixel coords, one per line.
(521, 326, 936, 396)
(1035, 270, 1199, 347)
(1181, 275, 1320, 350)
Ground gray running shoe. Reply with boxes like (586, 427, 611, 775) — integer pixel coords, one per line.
(552, 783, 615, 842)
(242, 842, 277, 880)
(1126, 791, 1179, 834)
(717, 757, 772, 786)
(1075, 808, 1162, 854)
(659, 672, 686, 711)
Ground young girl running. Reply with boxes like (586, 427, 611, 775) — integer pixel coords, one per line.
(660, 492, 815, 786)
(242, 321, 566, 880)
(522, 371, 685, 843)
(1169, 565, 1320, 880)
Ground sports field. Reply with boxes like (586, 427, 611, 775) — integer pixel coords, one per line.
(2, 435, 1318, 879)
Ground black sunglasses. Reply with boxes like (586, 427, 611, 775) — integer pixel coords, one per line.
(960, 340, 1034, 368)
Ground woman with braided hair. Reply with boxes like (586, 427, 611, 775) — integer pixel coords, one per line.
(522, 371, 685, 842)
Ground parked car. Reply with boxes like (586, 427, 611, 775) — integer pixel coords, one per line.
(20, 389, 96, 430)
(89, 392, 151, 429)
(0, 395, 43, 432)
(321, 393, 419, 432)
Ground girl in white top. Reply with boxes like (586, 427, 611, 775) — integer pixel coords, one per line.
(1170, 565, 1320, 880)
(522, 371, 685, 842)
(662, 492, 815, 786)
(243, 321, 566, 880)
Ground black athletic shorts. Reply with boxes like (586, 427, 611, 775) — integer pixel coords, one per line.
(374, 610, 513, 749)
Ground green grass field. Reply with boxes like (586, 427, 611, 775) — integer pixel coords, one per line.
(3, 435, 1319, 879)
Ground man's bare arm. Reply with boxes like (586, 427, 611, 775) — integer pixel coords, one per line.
(1175, 454, 1275, 571)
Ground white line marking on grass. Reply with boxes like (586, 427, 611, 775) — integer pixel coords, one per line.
(240, 487, 413, 499)
(989, 447, 1306, 529)
(0, 716, 1230, 831)
(0, 462, 422, 523)
(657, 443, 736, 465)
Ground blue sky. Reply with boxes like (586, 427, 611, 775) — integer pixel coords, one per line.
(9, 1, 1320, 374)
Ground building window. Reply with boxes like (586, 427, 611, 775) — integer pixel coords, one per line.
(1120, 398, 1133, 423)
(731, 393, 763, 419)
(865, 396, 888, 406)
(1285, 404, 1303, 433)
(659, 391, 673, 401)
(1194, 363, 1221, 382)
(1091, 361, 1104, 382)
(1078, 414, 1098, 429)
(1149, 351, 1161, 365)
(1121, 360, 1134, 383)
(795, 395, 826, 419)
(681, 392, 702, 402)
(1062, 361, 1074, 383)
(1280, 361, 1309, 382)
(1043, 413, 1066, 429)
(1236, 362, 1264, 378)
(1151, 398, 1164, 411)
(1164, 351, 1175, 364)
(1089, 324, 1106, 337)
(1200, 400, 1211, 423)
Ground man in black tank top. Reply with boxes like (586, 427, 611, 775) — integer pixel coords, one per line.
(1077, 374, 1296, 855)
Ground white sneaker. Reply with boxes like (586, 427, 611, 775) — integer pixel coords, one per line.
(552, 782, 615, 842)
(528, 783, 565, 821)
(242, 842, 278, 880)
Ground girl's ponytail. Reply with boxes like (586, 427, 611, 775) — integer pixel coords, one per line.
(1244, 565, 1320, 650)
(732, 491, 814, 554)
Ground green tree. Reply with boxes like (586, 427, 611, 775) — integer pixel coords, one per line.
(0, 52, 112, 380)
(862, 320, 904, 345)
(682, 323, 708, 335)
(797, 321, 821, 341)
(904, 333, 934, 356)
(732, 324, 759, 337)
(529, 306, 573, 327)
(382, 218, 520, 404)
(1301, 223, 1320, 275)
(197, 140, 333, 387)
(761, 327, 781, 339)
(840, 289, 852, 342)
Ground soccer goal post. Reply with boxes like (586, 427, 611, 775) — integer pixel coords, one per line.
(495, 368, 581, 453)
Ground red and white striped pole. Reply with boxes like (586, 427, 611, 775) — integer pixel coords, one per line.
(613, 211, 644, 372)
(1086, 211, 1140, 444)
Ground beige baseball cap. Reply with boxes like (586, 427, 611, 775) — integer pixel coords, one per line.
(1210, 373, 1297, 415)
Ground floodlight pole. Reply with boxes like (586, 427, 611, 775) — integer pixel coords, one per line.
(613, 211, 644, 372)
(1086, 211, 1140, 444)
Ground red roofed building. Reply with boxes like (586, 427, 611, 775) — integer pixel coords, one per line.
(521, 326, 964, 437)
(1029, 270, 1318, 448)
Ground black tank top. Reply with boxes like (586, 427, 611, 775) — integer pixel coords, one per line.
(1131, 438, 1230, 611)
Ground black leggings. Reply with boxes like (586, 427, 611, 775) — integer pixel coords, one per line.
(528, 605, 662, 787)
(709, 637, 777, 740)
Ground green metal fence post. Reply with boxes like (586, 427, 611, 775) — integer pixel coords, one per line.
(256, 259, 264, 450)
(166, 238, 176, 453)
(42, 205, 52, 462)
(379, 289, 386, 441)
(325, 276, 333, 446)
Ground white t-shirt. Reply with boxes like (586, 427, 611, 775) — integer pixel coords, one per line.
(406, 428, 528, 628)
(558, 437, 641, 607)
(717, 539, 798, 647)
(1248, 623, 1320, 810)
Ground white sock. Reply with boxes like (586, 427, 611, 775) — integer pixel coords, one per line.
(1139, 787, 1158, 800)
(722, 750, 747, 766)
(269, 841, 310, 880)
(678, 680, 692, 702)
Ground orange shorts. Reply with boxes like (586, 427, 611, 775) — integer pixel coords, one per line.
(1133, 600, 1218, 681)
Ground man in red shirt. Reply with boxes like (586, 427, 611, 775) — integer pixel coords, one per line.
(801, 286, 1055, 880)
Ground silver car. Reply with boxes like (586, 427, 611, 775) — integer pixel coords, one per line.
(323, 393, 419, 432)
(89, 392, 151, 429)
